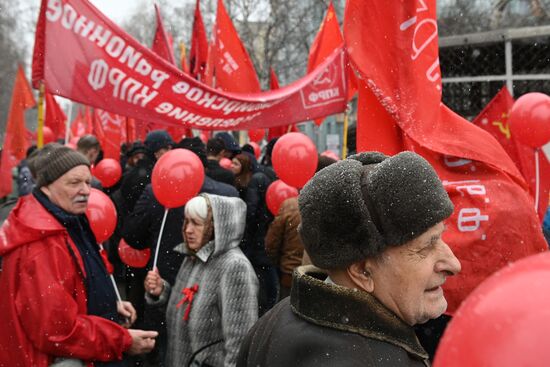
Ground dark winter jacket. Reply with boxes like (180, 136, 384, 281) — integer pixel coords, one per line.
(237, 266, 430, 367)
(0, 194, 132, 367)
(206, 159, 235, 186)
(239, 171, 273, 267)
(118, 153, 156, 214)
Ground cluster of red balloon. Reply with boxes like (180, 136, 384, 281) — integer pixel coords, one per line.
(267, 133, 318, 215)
(434, 252, 550, 366)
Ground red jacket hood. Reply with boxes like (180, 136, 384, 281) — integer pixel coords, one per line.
(0, 194, 66, 256)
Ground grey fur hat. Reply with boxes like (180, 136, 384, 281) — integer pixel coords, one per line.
(298, 151, 453, 269)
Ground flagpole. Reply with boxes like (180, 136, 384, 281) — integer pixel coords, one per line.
(534, 148, 540, 213)
(341, 105, 350, 159)
(37, 83, 45, 148)
(65, 102, 73, 145)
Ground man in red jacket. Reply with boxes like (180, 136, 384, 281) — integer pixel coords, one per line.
(0, 144, 157, 367)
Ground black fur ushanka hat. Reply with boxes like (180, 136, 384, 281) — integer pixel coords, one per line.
(298, 151, 454, 269)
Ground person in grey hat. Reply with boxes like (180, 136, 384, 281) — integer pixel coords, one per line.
(0, 144, 158, 367)
(237, 151, 461, 367)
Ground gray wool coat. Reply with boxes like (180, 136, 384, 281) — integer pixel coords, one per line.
(146, 194, 259, 367)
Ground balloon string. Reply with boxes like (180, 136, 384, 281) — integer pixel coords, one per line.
(110, 274, 123, 302)
(153, 208, 169, 271)
(535, 148, 540, 213)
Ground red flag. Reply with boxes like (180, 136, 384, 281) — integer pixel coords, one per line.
(44, 90, 67, 140)
(70, 108, 85, 139)
(211, 0, 261, 93)
(152, 4, 177, 66)
(307, 2, 356, 126)
(180, 42, 190, 74)
(189, 0, 209, 81)
(266, 68, 298, 140)
(345, 0, 547, 313)
(95, 109, 123, 160)
(472, 87, 550, 221)
(0, 65, 36, 198)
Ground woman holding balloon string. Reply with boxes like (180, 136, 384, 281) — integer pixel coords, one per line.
(144, 194, 258, 367)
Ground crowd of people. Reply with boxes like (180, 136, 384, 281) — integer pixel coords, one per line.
(0, 130, 472, 366)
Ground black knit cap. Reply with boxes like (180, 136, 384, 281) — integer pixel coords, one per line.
(298, 151, 454, 269)
(35, 145, 91, 188)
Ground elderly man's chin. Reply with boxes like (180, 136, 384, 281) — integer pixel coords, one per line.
(72, 201, 88, 214)
(418, 294, 448, 325)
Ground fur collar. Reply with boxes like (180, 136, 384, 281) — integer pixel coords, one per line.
(290, 265, 429, 360)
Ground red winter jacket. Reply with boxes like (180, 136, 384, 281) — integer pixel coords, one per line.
(0, 194, 132, 367)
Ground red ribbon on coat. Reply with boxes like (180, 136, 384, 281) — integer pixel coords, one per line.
(176, 284, 199, 321)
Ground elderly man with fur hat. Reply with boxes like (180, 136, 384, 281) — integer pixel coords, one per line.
(237, 151, 461, 367)
(0, 144, 158, 367)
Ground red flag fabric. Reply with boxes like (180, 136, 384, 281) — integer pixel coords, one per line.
(0, 65, 36, 198)
(267, 68, 298, 140)
(307, 2, 357, 126)
(179, 42, 190, 74)
(210, 0, 261, 93)
(473, 87, 550, 221)
(70, 108, 85, 139)
(31, 0, 347, 131)
(189, 0, 209, 81)
(345, 0, 547, 314)
(44, 90, 67, 140)
(95, 109, 123, 160)
(152, 4, 177, 66)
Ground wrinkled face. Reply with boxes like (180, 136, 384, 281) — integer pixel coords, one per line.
(183, 215, 207, 251)
(41, 165, 92, 215)
(231, 158, 242, 175)
(368, 222, 461, 326)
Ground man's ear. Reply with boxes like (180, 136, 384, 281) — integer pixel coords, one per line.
(347, 260, 375, 293)
(40, 186, 51, 198)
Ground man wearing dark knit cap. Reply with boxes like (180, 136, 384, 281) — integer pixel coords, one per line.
(0, 144, 157, 367)
(237, 151, 461, 367)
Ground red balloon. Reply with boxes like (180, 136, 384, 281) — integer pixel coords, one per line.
(509, 92, 550, 148)
(86, 188, 117, 243)
(249, 141, 261, 159)
(434, 252, 550, 367)
(118, 239, 151, 268)
(266, 180, 299, 216)
(220, 157, 232, 169)
(321, 150, 340, 161)
(93, 158, 122, 188)
(272, 133, 318, 188)
(248, 129, 265, 143)
(152, 148, 205, 208)
(199, 131, 209, 144)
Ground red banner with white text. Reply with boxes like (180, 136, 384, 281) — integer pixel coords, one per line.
(32, 0, 347, 131)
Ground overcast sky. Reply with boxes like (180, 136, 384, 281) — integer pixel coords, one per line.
(89, 0, 148, 23)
